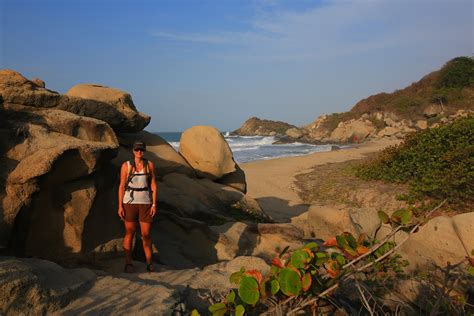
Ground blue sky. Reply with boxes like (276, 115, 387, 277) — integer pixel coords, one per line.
(1, 0, 472, 132)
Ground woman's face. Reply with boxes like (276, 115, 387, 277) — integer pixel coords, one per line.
(133, 148, 145, 159)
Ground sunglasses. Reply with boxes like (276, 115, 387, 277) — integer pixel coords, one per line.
(133, 148, 145, 152)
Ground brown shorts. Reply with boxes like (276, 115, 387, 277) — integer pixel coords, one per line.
(123, 204, 153, 223)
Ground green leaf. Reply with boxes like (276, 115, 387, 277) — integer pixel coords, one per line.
(290, 250, 310, 269)
(226, 290, 235, 304)
(238, 276, 260, 305)
(209, 302, 227, 315)
(235, 305, 245, 316)
(335, 254, 346, 266)
(191, 309, 201, 316)
(303, 242, 319, 250)
(378, 211, 390, 224)
(374, 242, 395, 258)
(270, 279, 280, 295)
(230, 271, 244, 284)
(314, 252, 328, 265)
(468, 266, 474, 276)
(278, 268, 302, 296)
(343, 232, 358, 249)
(391, 209, 413, 225)
(344, 247, 358, 258)
(336, 235, 348, 249)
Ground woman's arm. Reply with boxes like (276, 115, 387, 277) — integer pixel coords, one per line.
(149, 161, 157, 217)
(118, 163, 128, 219)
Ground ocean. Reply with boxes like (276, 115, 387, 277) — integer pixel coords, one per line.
(155, 132, 343, 164)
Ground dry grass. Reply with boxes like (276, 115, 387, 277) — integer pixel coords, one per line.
(294, 158, 408, 208)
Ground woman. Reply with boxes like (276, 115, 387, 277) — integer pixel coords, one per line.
(118, 140, 157, 273)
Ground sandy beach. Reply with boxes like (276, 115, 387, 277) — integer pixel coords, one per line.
(241, 138, 401, 221)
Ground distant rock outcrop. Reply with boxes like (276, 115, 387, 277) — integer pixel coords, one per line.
(301, 57, 474, 143)
(232, 117, 296, 136)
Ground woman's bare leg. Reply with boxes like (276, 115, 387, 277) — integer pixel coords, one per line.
(123, 221, 137, 264)
(139, 221, 153, 264)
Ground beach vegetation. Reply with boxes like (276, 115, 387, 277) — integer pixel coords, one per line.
(355, 117, 474, 209)
(320, 112, 354, 132)
(367, 116, 386, 130)
(435, 56, 474, 90)
(206, 201, 473, 314)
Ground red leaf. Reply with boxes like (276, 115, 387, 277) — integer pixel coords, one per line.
(468, 257, 474, 267)
(303, 248, 315, 258)
(271, 257, 284, 269)
(322, 237, 337, 247)
(245, 270, 263, 286)
(302, 273, 312, 292)
(356, 246, 370, 255)
(325, 260, 340, 278)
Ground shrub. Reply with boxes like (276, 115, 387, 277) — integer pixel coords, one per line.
(321, 112, 353, 132)
(355, 117, 474, 207)
(435, 57, 474, 90)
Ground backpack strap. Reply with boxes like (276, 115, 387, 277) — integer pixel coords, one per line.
(143, 159, 152, 193)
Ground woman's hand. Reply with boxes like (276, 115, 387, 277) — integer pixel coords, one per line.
(150, 205, 156, 217)
(118, 206, 125, 220)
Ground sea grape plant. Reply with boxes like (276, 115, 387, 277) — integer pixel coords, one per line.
(204, 200, 473, 315)
(208, 224, 408, 315)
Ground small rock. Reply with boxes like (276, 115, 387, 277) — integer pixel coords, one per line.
(416, 120, 428, 130)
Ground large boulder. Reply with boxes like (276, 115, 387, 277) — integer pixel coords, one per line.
(0, 70, 151, 133)
(216, 164, 247, 193)
(377, 126, 399, 137)
(179, 126, 237, 179)
(0, 257, 96, 315)
(0, 69, 61, 107)
(292, 204, 381, 240)
(115, 131, 195, 177)
(157, 172, 269, 222)
(423, 104, 444, 117)
(65, 84, 150, 132)
(0, 104, 120, 259)
(295, 203, 473, 272)
(398, 214, 471, 272)
(328, 119, 376, 143)
(301, 114, 332, 141)
(286, 127, 303, 139)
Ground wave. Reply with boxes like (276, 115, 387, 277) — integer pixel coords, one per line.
(161, 133, 342, 163)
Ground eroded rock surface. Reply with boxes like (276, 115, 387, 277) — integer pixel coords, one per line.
(0, 257, 96, 315)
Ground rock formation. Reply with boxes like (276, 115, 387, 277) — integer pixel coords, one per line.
(179, 125, 237, 179)
(0, 69, 269, 267)
(232, 116, 295, 136)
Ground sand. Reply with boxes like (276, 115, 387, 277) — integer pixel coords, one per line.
(240, 138, 401, 221)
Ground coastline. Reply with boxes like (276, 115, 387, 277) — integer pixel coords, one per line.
(240, 138, 401, 221)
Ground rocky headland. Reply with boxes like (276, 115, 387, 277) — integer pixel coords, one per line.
(233, 57, 474, 145)
(0, 66, 472, 315)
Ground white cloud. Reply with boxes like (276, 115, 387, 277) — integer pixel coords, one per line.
(151, 0, 472, 62)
